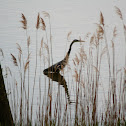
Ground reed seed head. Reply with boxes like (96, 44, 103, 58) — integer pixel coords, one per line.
(67, 31, 72, 41)
(11, 54, 18, 66)
(40, 18, 46, 30)
(24, 60, 30, 73)
(0, 48, 4, 58)
(27, 36, 30, 47)
(115, 6, 123, 20)
(36, 13, 40, 29)
(20, 13, 27, 29)
(100, 12, 104, 26)
(42, 11, 50, 18)
(16, 43, 22, 54)
(113, 27, 117, 37)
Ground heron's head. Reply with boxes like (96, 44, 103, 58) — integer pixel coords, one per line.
(72, 39, 85, 43)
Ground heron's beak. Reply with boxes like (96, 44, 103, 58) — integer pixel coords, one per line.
(79, 40, 85, 42)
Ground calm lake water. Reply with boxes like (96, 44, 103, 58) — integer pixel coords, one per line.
(0, 0, 126, 124)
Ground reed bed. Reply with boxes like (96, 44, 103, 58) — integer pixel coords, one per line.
(0, 6, 126, 126)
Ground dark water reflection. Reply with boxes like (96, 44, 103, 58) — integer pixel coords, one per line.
(43, 72, 71, 104)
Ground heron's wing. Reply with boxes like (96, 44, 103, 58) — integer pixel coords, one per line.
(43, 59, 65, 73)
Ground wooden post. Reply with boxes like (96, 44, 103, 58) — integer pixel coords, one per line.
(0, 64, 13, 125)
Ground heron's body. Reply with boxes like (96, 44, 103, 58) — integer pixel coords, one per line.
(43, 39, 84, 73)
(43, 54, 69, 73)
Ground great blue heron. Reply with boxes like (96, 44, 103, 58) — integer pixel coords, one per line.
(43, 39, 85, 73)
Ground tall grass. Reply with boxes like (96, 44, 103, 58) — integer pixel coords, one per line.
(0, 7, 126, 125)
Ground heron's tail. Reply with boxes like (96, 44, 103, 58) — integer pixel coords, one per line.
(43, 68, 49, 74)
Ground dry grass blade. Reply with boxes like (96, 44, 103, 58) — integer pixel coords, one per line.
(79, 48, 87, 62)
(74, 54, 80, 65)
(36, 13, 40, 29)
(84, 32, 91, 40)
(100, 12, 104, 26)
(20, 13, 27, 29)
(41, 38, 44, 48)
(39, 48, 42, 57)
(42, 11, 50, 18)
(44, 43, 48, 50)
(40, 18, 46, 30)
(90, 34, 95, 45)
(27, 36, 30, 47)
(96, 24, 104, 35)
(67, 31, 72, 41)
(26, 52, 31, 62)
(124, 68, 126, 75)
(92, 65, 99, 73)
(67, 64, 71, 71)
(124, 25, 126, 31)
(16, 43, 22, 54)
(113, 27, 117, 37)
(73, 59, 76, 66)
(0, 48, 4, 57)
(6, 67, 12, 76)
(11, 54, 18, 66)
(24, 60, 30, 73)
(73, 69, 79, 82)
(16, 43, 22, 63)
(101, 46, 107, 58)
(116, 69, 122, 76)
(96, 24, 104, 41)
(115, 6, 123, 20)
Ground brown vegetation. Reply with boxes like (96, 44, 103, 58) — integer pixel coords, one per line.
(0, 7, 126, 125)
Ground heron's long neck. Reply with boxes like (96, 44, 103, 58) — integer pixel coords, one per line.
(64, 42, 74, 61)
(68, 41, 74, 56)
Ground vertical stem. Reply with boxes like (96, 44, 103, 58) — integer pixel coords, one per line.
(26, 30, 30, 124)
(45, 30, 50, 67)
(122, 22, 126, 122)
(49, 18, 53, 65)
(122, 23, 126, 67)
(103, 27, 111, 79)
(31, 29, 38, 122)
